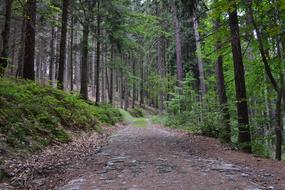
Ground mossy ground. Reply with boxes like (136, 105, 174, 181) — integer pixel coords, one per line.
(0, 78, 122, 155)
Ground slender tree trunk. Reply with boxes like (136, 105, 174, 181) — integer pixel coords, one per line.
(49, 26, 56, 86)
(95, 1, 101, 104)
(214, 18, 231, 143)
(80, 24, 89, 100)
(36, 38, 42, 83)
(172, 3, 183, 89)
(10, 21, 17, 76)
(58, 0, 69, 89)
(109, 44, 114, 104)
(140, 60, 144, 106)
(101, 49, 105, 103)
(275, 90, 283, 160)
(132, 57, 136, 108)
(0, 0, 13, 77)
(228, 1, 251, 152)
(193, 15, 206, 97)
(70, 17, 74, 91)
(16, 15, 26, 78)
(157, 36, 164, 112)
(23, 0, 36, 80)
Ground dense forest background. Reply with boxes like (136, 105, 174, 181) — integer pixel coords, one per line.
(0, 0, 284, 160)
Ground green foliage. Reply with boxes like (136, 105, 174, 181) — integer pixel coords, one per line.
(0, 78, 122, 153)
(164, 74, 223, 138)
(128, 107, 144, 118)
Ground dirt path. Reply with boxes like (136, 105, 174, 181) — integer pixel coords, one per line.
(56, 120, 284, 190)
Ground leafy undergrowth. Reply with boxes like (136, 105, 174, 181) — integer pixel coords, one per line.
(0, 78, 122, 156)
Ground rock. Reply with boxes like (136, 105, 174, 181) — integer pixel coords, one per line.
(211, 163, 240, 173)
(241, 173, 249, 177)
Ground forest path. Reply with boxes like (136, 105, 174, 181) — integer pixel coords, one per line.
(57, 121, 279, 190)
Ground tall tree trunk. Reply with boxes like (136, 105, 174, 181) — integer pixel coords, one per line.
(228, 1, 251, 152)
(95, 1, 101, 104)
(16, 14, 26, 78)
(157, 36, 164, 112)
(80, 24, 89, 100)
(10, 21, 17, 76)
(101, 49, 105, 103)
(214, 17, 231, 143)
(0, 0, 13, 77)
(109, 44, 114, 104)
(49, 26, 56, 86)
(70, 17, 74, 91)
(172, 3, 183, 89)
(193, 15, 206, 97)
(23, 0, 36, 80)
(140, 60, 144, 106)
(58, 0, 69, 89)
(132, 57, 136, 108)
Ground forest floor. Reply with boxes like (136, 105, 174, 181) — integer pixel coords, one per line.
(1, 119, 285, 190)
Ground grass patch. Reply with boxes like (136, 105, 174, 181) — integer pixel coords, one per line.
(133, 118, 148, 128)
(119, 109, 134, 124)
(0, 78, 122, 154)
(151, 115, 167, 125)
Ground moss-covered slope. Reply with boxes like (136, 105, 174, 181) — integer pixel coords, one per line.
(0, 78, 122, 154)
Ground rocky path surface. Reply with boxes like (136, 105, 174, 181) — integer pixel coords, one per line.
(57, 121, 284, 190)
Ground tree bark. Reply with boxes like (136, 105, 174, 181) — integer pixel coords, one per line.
(214, 18, 231, 143)
(193, 15, 206, 97)
(23, 0, 36, 80)
(58, 0, 69, 89)
(95, 1, 101, 104)
(109, 44, 114, 104)
(49, 26, 56, 86)
(228, 1, 251, 152)
(70, 17, 74, 91)
(172, 3, 183, 89)
(16, 14, 26, 78)
(0, 0, 13, 77)
(80, 24, 89, 100)
(140, 60, 144, 106)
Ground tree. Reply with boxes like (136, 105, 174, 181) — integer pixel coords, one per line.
(80, 23, 89, 100)
(0, 0, 13, 77)
(247, 0, 284, 160)
(172, 2, 183, 88)
(23, 0, 37, 80)
(58, 0, 69, 89)
(214, 15, 231, 143)
(228, 0, 251, 152)
(95, 0, 101, 104)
